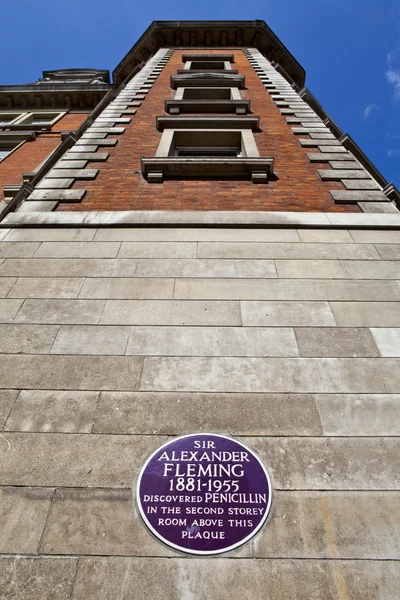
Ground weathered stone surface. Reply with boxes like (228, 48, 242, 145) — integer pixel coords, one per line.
(330, 302, 400, 327)
(136, 258, 277, 278)
(76, 137, 117, 145)
(0, 355, 143, 390)
(0, 324, 58, 354)
(343, 179, 381, 189)
(8, 277, 84, 299)
(0, 486, 53, 553)
(46, 169, 99, 179)
(119, 242, 197, 258)
(0, 556, 77, 600)
(297, 229, 353, 242)
(55, 160, 87, 169)
(51, 325, 131, 355)
(35, 242, 120, 258)
(140, 357, 400, 393)
(0, 258, 138, 277)
(0, 242, 40, 258)
(316, 394, 400, 435)
(65, 152, 108, 161)
(15, 299, 105, 324)
(126, 326, 299, 357)
(4, 228, 96, 242)
(93, 391, 322, 435)
(375, 244, 400, 260)
(307, 153, 354, 162)
(0, 298, 23, 322)
(18, 201, 58, 212)
(319, 170, 370, 180)
(198, 242, 379, 260)
(358, 202, 399, 213)
(254, 491, 400, 559)
(331, 190, 388, 203)
(276, 260, 346, 279)
(0, 390, 18, 428)
(100, 300, 241, 326)
(94, 227, 300, 242)
(27, 189, 87, 201)
(329, 161, 362, 169)
(79, 277, 174, 299)
(175, 278, 400, 301)
(340, 260, 400, 279)
(350, 230, 400, 243)
(299, 139, 341, 146)
(36, 178, 73, 189)
(241, 301, 335, 326)
(295, 327, 379, 357)
(71, 557, 400, 600)
(5, 390, 99, 433)
(370, 328, 400, 357)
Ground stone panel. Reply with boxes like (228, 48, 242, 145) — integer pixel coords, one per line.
(14, 299, 105, 325)
(35, 242, 121, 259)
(0, 324, 59, 354)
(0, 557, 77, 600)
(241, 301, 335, 326)
(119, 242, 197, 258)
(51, 325, 131, 355)
(8, 277, 84, 299)
(295, 327, 379, 357)
(0, 390, 19, 429)
(198, 242, 379, 260)
(0, 258, 138, 277)
(330, 302, 400, 327)
(79, 278, 174, 299)
(136, 258, 277, 278)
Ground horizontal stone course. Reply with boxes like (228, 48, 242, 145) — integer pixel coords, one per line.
(79, 277, 174, 299)
(136, 259, 277, 278)
(330, 302, 400, 326)
(14, 299, 105, 324)
(0, 258, 138, 277)
(34, 241, 121, 259)
(8, 277, 84, 299)
(197, 242, 379, 260)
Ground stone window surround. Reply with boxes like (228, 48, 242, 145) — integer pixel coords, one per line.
(142, 128, 273, 183)
(165, 87, 250, 115)
(0, 110, 67, 129)
(182, 60, 234, 73)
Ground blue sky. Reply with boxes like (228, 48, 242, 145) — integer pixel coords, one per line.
(1, 0, 399, 186)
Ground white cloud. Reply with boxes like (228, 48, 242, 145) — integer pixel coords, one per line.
(386, 69, 400, 97)
(362, 104, 379, 120)
(388, 149, 400, 158)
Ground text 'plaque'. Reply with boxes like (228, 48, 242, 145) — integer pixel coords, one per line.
(136, 433, 272, 555)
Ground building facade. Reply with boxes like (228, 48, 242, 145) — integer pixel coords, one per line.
(0, 20, 399, 599)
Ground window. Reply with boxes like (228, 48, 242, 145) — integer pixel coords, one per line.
(18, 112, 64, 127)
(0, 113, 23, 125)
(165, 87, 249, 115)
(0, 147, 14, 160)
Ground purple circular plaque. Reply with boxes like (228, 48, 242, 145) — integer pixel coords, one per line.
(136, 433, 272, 555)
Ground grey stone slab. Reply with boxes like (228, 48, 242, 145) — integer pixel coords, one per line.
(15, 299, 104, 325)
(330, 302, 400, 327)
(0, 298, 24, 322)
(76, 138, 118, 145)
(93, 391, 322, 436)
(35, 241, 120, 259)
(5, 390, 99, 433)
(0, 277, 17, 297)
(36, 178, 73, 189)
(309, 133, 336, 139)
(0, 557, 77, 600)
(95, 117, 130, 124)
(28, 189, 87, 201)
(340, 260, 400, 279)
(0, 486, 54, 553)
(79, 278, 174, 299)
(0, 355, 143, 390)
(0, 258, 138, 277)
(39, 488, 179, 557)
(64, 151, 109, 161)
(254, 491, 400, 559)
(126, 326, 299, 357)
(297, 229, 353, 243)
(329, 161, 362, 169)
(350, 230, 400, 243)
(175, 278, 400, 301)
(241, 301, 335, 326)
(343, 179, 381, 189)
(119, 241, 197, 259)
(370, 328, 400, 357)
(3, 213, 89, 227)
(359, 202, 399, 213)
(0, 390, 18, 429)
(64, 145, 97, 153)
(276, 260, 346, 279)
(87, 127, 125, 134)
(18, 201, 58, 212)
(51, 325, 131, 355)
(46, 169, 98, 179)
(375, 245, 400, 260)
(307, 153, 354, 162)
(4, 228, 96, 242)
(0, 242, 40, 258)
(319, 145, 348, 152)
(319, 170, 370, 180)
(55, 160, 87, 169)
(71, 557, 400, 600)
(316, 394, 400, 435)
(140, 356, 400, 393)
(198, 242, 378, 260)
(101, 300, 240, 326)
(0, 324, 58, 354)
(292, 127, 328, 134)
(94, 227, 300, 242)
(80, 132, 107, 138)
(9, 277, 84, 299)
(248, 437, 399, 490)
(296, 327, 379, 357)
(136, 259, 277, 278)
(331, 190, 388, 203)
(328, 213, 400, 227)
(299, 139, 341, 146)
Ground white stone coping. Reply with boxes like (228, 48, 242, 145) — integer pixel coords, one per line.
(3, 210, 400, 229)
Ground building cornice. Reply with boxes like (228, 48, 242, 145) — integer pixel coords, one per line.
(112, 20, 306, 89)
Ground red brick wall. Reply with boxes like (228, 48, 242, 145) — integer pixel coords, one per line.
(59, 51, 357, 213)
(0, 113, 88, 201)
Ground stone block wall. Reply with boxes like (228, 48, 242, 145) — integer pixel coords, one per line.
(0, 224, 399, 598)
